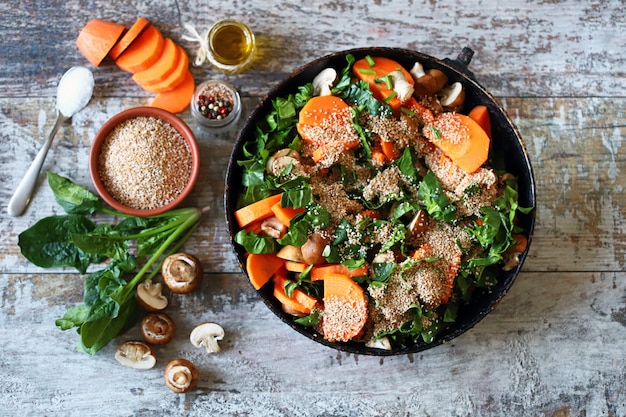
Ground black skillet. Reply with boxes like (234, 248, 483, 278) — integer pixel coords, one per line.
(224, 47, 536, 356)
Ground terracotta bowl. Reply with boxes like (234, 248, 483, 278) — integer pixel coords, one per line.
(90, 107, 200, 216)
(225, 47, 536, 355)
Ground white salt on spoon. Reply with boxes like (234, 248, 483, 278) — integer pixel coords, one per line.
(7, 66, 94, 216)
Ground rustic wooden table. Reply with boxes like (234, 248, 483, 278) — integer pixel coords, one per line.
(1, 1, 624, 416)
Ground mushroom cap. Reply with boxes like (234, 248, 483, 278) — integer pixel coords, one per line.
(161, 253, 203, 294)
(189, 322, 225, 353)
(140, 312, 176, 345)
(164, 358, 198, 393)
(114, 341, 157, 369)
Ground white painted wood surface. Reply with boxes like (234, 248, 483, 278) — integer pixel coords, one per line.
(1, 0, 625, 416)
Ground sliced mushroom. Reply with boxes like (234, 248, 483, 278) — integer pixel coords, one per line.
(260, 216, 287, 239)
(300, 232, 330, 265)
(140, 312, 176, 345)
(365, 336, 392, 350)
(266, 148, 300, 176)
(115, 341, 156, 369)
(276, 245, 305, 262)
(410, 61, 426, 80)
(161, 253, 203, 294)
(408, 209, 428, 236)
(413, 69, 448, 97)
(136, 280, 168, 312)
(388, 69, 414, 101)
(190, 322, 225, 353)
(439, 82, 466, 111)
(312, 67, 337, 96)
(164, 358, 198, 393)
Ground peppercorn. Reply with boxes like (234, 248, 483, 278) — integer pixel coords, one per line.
(196, 87, 234, 121)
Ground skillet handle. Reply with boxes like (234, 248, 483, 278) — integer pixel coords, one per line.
(443, 47, 476, 80)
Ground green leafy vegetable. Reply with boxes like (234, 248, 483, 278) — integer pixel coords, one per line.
(17, 172, 207, 354)
(418, 170, 457, 222)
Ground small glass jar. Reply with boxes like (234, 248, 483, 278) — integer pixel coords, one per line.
(206, 19, 256, 74)
(190, 80, 241, 129)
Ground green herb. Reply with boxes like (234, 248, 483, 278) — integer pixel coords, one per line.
(400, 107, 415, 117)
(418, 170, 457, 222)
(18, 173, 207, 354)
(466, 182, 532, 267)
(375, 74, 393, 90)
(357, 68, 376, 75)
(384, 91, 397, 103)
(294, 310, 321, 327)
(365, 55, 376, 67)
(430, 126, 442, 140)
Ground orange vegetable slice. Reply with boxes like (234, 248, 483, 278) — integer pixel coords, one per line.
(142, 46, 189, 93)
(273, 274, 318, 314)
(285, 261, 308, 273)
(296, 95, 360, 164)
(352, 56, 414, 111)
(467, 105, 492, 139)
(109, 17, 151, 61)
(115, 25, 164, 73)
(310, 263, 369, 281)
(149, 69, 195, 114)
(246, 253, 285, 290)
(76, 19, 126, 67)
(270, 202, 305, 227)
(424, 112, 490, 173)
(234, 193, 283, 228)
(132, 37, 181, 87)
(322, 273, 368, 342)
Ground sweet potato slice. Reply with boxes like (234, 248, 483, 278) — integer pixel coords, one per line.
(142, 46, 189, 93)
(132, 37, 180, 87)
(115, 25, 164, 73)
(424, 112, 490, 173)
(109, 17, 151, 60)
(246, 253, 285, 290)
(352, 56, 414, 111)
(234, 194, 283, 228)
(149, 69, 195, 114)
(76, 19, 126, 67)
(321, 273, 368, 342)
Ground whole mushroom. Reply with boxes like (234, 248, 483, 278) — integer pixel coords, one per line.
(161, 253, 203, 294)
(114, 341, 156, 369)
(189, 322, 225, 353)
(140, 312, 176, 345)
(164, 358, 198, 393)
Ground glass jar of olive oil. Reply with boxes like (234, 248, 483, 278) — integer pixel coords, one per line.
(207, 19, 256, 74)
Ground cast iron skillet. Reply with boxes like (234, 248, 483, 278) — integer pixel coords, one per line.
(225, 47, 536, 356)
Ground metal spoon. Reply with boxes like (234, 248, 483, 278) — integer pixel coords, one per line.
(7, 66, 94, 216)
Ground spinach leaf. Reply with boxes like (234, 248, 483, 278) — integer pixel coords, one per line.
(234, 229, 278, 254)
(18, 215, 105, 274)
(418, 170, 457, 222)
(18, 174, 206, 355)
(47, 172, 103, 215)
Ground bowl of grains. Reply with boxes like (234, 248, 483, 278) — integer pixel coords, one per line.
(90, 107, 200, 216)
(225, 47, 536, 355)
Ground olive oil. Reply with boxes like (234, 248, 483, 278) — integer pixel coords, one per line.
(208, 19, 255, 74)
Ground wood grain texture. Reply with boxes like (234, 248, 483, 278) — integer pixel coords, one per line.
(1, 0, 625, 416)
